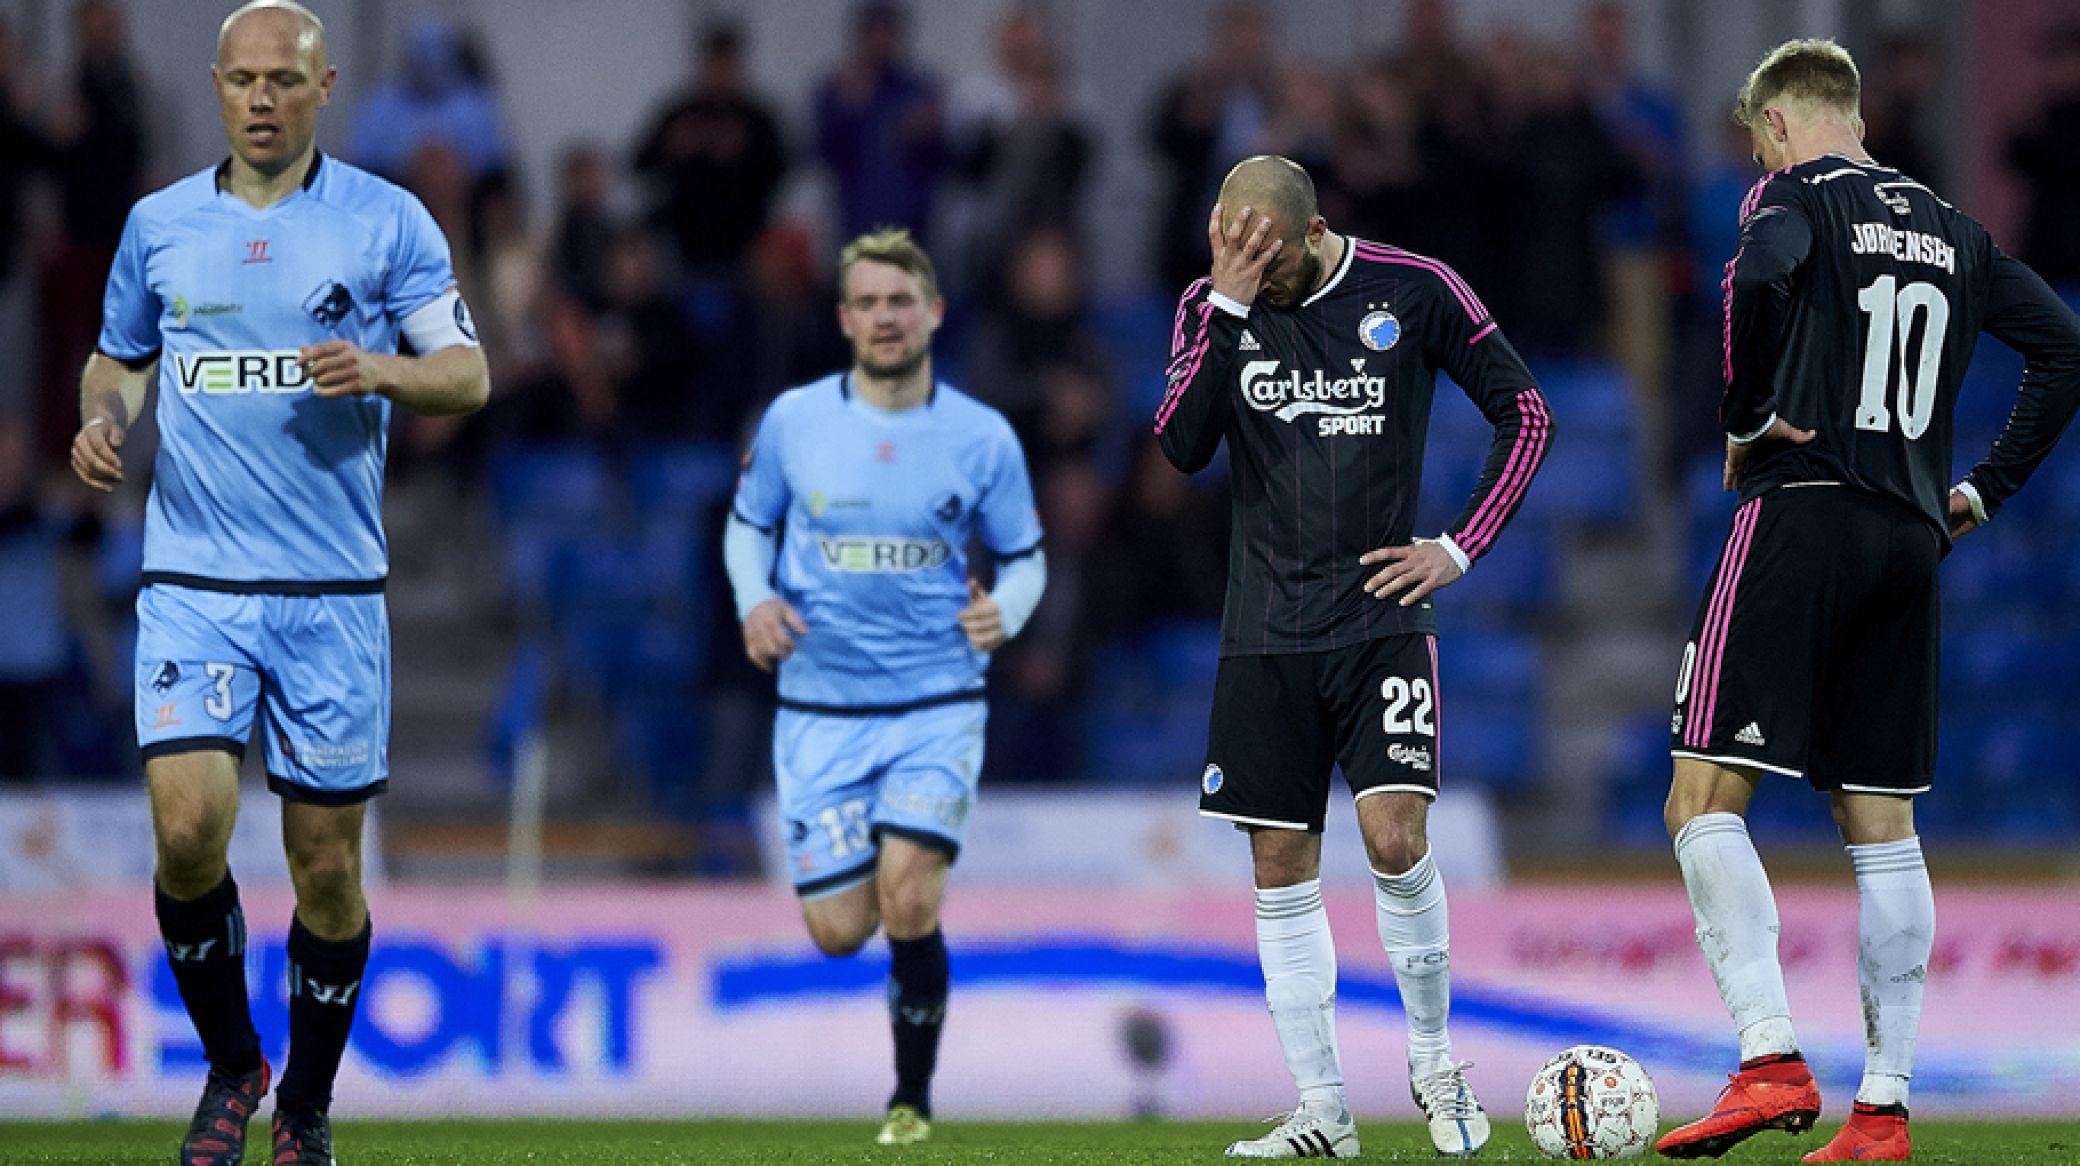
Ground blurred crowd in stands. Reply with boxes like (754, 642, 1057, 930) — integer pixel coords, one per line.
(4, 0, 2080, 845)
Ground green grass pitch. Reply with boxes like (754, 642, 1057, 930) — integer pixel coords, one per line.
(5, 1118, 2080, 1163)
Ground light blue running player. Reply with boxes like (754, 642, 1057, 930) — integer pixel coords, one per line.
(725, 228, 1045, 1146)
(67, 5, 488, 1164)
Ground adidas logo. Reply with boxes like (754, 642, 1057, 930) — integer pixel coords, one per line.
(1238, 330, 1261, 351)
(1735, 722, 1766, 746)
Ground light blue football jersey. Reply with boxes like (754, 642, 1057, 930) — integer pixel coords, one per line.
(732, 374, 1043, 709)
(97, 153, 459, 587)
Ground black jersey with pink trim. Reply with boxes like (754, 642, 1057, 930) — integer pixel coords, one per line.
(1722, 154, 2080, 536)
(1154, 236, 1551, 657)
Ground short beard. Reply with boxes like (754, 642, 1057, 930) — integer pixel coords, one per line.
(858, 341, 930, 381)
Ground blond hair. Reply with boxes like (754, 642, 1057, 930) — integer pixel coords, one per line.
(1734, 38, 1860, 128)
(838, 228, 940, 303)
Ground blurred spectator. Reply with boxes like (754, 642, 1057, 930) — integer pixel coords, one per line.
(2007, 24, 2080, 290)
(1862, 27, 1943, 190)
(552, 144, 620, 311)
(1386, 1, 1494, 283)
(632, 21, 788, 283)
(468, 170, 548, 388)
(0, 15, 53, 422)
(1096, 437, 1229, 634)
(712, 222, 851, 423)
(1329, 59, 1445, 249)
(502, 298, 621, 442)
(347, 15, 510, 183)
(1581, 0, 1686, 475)
(988, 459, 1109, 783)
(963, 227, 1116, 455)
(0, 422, 80, 779)
(1149, 2, 1277, 291)
(814, 0, 947, 245)
(37, 0, 147, 461)
(950, 9, 1094, 299)
(597, 227, 705, 441)
(1483, 37, 1639, 359)
(1264, 59, 1339, 181)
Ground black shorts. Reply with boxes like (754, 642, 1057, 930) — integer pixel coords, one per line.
(1670, 484, 1939, 794)
(1200, 634, 1441, 832)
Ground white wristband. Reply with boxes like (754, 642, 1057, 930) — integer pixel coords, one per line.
(1953, 480, 1988, 526)
(1727, 412, 1777, 445)
(1433, 533, 1472, 576)
(1207, 290, 1251, 318)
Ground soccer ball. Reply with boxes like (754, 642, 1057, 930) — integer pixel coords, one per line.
(1523, 1044, 1659, 1159)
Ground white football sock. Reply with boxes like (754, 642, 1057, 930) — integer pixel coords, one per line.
(1674, 812, 1799, 1061)
(1847, 837, 1932, 1108)
(1373, 852, 1454, 1074)
(1256, 880, 1346, 1113)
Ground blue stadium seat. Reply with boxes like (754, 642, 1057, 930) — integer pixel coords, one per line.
(1440, 703, 1533, 790)
(1441, 629, 1541, 704)
(627, 442, 738, 524)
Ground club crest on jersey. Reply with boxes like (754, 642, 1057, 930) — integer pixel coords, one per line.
(1202, 763, 1224, 795)
(303, 281, 355, 328)
(1358, 310, 1401, 352)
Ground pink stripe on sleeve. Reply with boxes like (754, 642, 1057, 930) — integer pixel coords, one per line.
(1468, 321, 1498, 345)
(1457, 390, 1551, 557)
(1153, 298, 1214, 433)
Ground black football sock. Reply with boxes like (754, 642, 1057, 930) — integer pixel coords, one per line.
(155, 873, 262, 1076)
(276, 914, 371, 1115)
(886, 929, 949, 1118)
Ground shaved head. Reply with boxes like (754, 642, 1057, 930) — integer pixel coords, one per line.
(1218, 155, 1318, 243)
(217, 0, 326, 68)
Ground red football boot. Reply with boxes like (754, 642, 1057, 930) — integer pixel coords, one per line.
(1802, 1102, 1912, 1162)
(1656, 1053, 1822, 1159)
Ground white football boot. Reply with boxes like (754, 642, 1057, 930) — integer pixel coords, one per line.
(1411, 1060, 1491, 1156)
(1224, 1102, 1360, 1158)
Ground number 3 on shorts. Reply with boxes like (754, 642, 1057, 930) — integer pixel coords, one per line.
(204, 662, 237, 721)
(1381, 676, 1434, 736)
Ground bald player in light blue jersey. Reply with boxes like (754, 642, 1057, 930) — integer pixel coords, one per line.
(725, 228, 1045, 1147)
(67, 4, 488, 1164)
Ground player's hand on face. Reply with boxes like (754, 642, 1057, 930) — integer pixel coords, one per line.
(301, 339, 384, 399)
(70, 417, 125, 492)
(1946, 488, 1982, 540)
(958, 577, 1005, 653)
(1721, 417, 1816, 490)
(1360, 539, 1464, 608)
(742, 598, 809, 672)
(1207, 201, 1283, 307)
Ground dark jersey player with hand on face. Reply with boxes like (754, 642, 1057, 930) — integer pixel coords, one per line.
(1157, 155, 1551, 1159)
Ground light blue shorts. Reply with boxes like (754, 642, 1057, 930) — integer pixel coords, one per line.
(773, 698, 985, 897)
(135, 584, 390, 803)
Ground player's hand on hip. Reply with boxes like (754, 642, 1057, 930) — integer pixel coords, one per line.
(70, 416, 125, 492)
(1722, 417, 1815, 490)
(743, 598, 808, 672)
(1207, 201, 1282, 307)
(1946, 488, 1982, 539)
(958, 577, 1005, 652)
(301, 339, 385, 398)
(1360, 540, 1463, 608)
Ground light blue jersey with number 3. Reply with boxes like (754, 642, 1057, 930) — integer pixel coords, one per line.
(97, 152, 461, 587)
